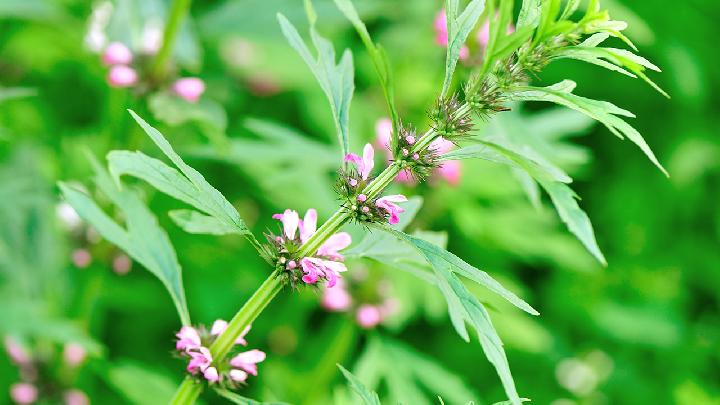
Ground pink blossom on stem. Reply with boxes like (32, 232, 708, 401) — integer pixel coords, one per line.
(107, 65, 137, 88)
(437, 160, 461, 185)
(63, 343, 86, 367)
(344, 144, 375, 180)
(187, 347, 213, 374)
(102, 42, 133, 66)
(272, 209, 300, 240)
(230, 349, 266, 376)
(211, 320, 251, 346)
(298, 209, 317, 244)
(176, 326, 201, 352)
(321, 279, 352, 311)
(317, 232, 352, 261)
(4, 337, 30, 365)
(63, 389, 89, 405)
(172, 77, 206, 103)
(375, 195, 408, 225)
(10, 383, 37, 405)
(229, 369, 248, 382)
(203, 366, 220, 382)
(356, 305, 382, 329)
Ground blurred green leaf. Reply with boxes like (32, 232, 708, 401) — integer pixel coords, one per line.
(215, 388, 290, 405)
(277, 6, 354, 159)
(337, 364, 381, 405)
(104, 360, 177, 405)
(59, 159, 191, 325)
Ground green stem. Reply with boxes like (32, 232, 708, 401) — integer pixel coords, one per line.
(149, 0, 193, 83)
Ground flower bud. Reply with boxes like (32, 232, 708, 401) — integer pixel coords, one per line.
(71, 249, 92, 268)
(356, 194, 367, 202)
(63, 343, 87, 367)
(107, 65, 138, 88)
(405, 135, 415, 145)
(10, 383, 37, 405)
(172, 78, 205, 103)
(102, 42, 133, 66)
(356, 305, 382, 329)
(63, 389, 89, 405)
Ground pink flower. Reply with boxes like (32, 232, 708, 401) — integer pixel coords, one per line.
(176, 326, 201, 352)
(272, 209, 300, 240)
(321, 279, 352, 311)
(298, 209, 317, 244)
(229, 369, 248, 382)
(10, 383, 37, 405)
(375, 118, 392, 149)
(230, 349, 266, 376)
(344, 144, 375, 180)
(172, 78, 205, 103)
(187, 347, 213, 374)
(437, 160, 461, 185)
(356, 305, 382, 329)
(395, 169, 416, 185)
(301, 257, 347, 288)
(63, 343, 86, 367)
(63, 389, 89, 405)
(203, 366, 220, 382)
(375, 195, 408, 225)
(316, 232, 352, 261)
(71, 249, 92, 268)
(102, 42, 133, 66)
(107, 65, 137, 88)
(112, 254, 132, 275)
(210, 320, 251, 346)
(4, 337, 30, 365)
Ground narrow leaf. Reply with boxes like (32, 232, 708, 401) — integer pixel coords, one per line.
(337, 364, 381, 405)
(168, 209, 243, 235)
(442, 0, 486, 97)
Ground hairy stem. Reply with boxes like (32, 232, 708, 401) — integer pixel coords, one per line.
(149, 0, 193, 83)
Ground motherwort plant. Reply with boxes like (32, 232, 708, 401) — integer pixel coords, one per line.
(60, 0, 666, 403)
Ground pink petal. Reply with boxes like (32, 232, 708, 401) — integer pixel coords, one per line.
(361, 143, 375, 179)
(380, 194, 408, 203)
(204, 366, 220, 382)
(229, 369, 248, 382)
(299, 209, 317, 243)
(211, 319, 228, 336)
(430, 137, 454, 154)
(236, 324, 251, 346)
(102, 42, 133, 66)
(344, 153, 362, 165)
(274, 209, 299, 239)
(375, 118, 392, 147)
(436, 160, 461, 186)
(173, 77, 205, 103)
(317, 232, 352, 259)
(322, 284, 352, 311)
(356, 305, 382, 329)
(107, 65, 137, 88)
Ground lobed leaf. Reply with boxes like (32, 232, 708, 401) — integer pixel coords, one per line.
(509, 80, 668, 176)
(59, 159, 191, 325)
(277, 7, 354, 159)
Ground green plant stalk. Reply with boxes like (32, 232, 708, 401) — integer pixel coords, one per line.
(149, 0, 193, 82)
(169, 134, 442, 404)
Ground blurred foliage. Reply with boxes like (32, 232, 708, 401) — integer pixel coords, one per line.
(1, 0, 719, 404)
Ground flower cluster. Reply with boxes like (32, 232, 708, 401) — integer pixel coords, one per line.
(321, 274, 398, 329)
(337, 144, 409, 225)
(96, 41, 205, 102)
(175, 320, 265, 386)
(429, 93, 474, 142)
(269, 209, 351, 288)
(4, 337, 89, 405)
(376, 119, 461, 186)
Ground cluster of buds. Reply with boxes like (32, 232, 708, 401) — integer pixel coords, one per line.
(98, 41, 206, 102)
(267, 209, 351, 289)
(429, 93, 474, 143)
(175, 320, 265, 387)
(321, 274, 398, 329)
(337, 144, 409, 225)
(4, 337, 89, 405)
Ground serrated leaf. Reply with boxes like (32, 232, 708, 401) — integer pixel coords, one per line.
(277, 10, 354, 159)
(169, 209, 243, 235)
(442, 0, 486, 97)
(338, 364, 381, 405)
(510, 80, 668, 176)
(59, 160, 191, 325)
(333, 0, 399, 135)
(215, 388, 290, 405)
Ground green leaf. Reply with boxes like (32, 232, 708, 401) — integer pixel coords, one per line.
(333, 0, 399, 136)
(337, 364, 381, 405)
(148, 92, 229, 146)
(352, 336, 480, 405)
(442, 0, 486, 97)
(215, 388, 290, 405)
(169, 209, 244, 235)
(510, 80, 668, 176)
(120, 111, 259, 250)
(372, 228, 537, 405)
(553, 35, 668, 98)
(0, 87, 35, 102)
(104, 360, 177, 405)
(59, 158, 191, 325)
(277, 8, 354, 159)
(516, 0, 542, 30)
(446, 140, 606, 265)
